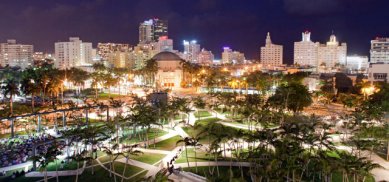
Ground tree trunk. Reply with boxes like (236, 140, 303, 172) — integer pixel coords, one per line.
(75, 162, 79, 182)
(194, 147, 198, 173)
(10, 95, 13, 116)
(121, 157, 128, 182)
(32, 93, 35, 112)
(185, 145, 190, 168)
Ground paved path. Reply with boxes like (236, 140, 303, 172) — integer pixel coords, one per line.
(175, 161, 251, 168)
(116, 158, 160, 177)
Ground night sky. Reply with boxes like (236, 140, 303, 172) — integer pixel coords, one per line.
(0, 0, 388, 64)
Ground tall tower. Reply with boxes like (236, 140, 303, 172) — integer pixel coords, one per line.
(294, 31, 319, 67)
(139, 19, 168, 44)
(260, 32, 283, 66)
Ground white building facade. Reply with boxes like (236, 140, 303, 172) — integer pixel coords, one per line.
(222, 47, 245, 64)
(0, 39, 33, 69)
(54, 37, 93, 69)
(370, 37, 389, 64)
(294, 32, 319, 67)
(197, 49, 214, 66)
(368, 63, 389, 83)
(317, 34, 347, 68)
(260, 32, 283, 66)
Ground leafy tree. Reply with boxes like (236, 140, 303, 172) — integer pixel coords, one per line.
(268, 82, 312, 113)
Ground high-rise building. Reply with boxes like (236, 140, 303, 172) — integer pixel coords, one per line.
(0, 39, 33, 69)
(153, 36, 173, 53)
(294, 31, 319, 67)
(370, 37, 389, 64)
(221, 47, 245, 64)
(260, 32, 283, 66)
(97, 43, 131, 61)
(317, 34, 347, 68)
(107, 51, 131, 68)
(183, 40, 200, 63)
(139, 19, 168, 43)
(198, 48, 214, 66)
(130, 43, 156, 70)
(54, 37, 93, 69)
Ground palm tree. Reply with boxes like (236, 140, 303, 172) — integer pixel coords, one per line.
(68, 149, 92, 182)
(176, 137, 193, 169)
(21, 68, 40, 112)
(1, 78, 20, 116)
(119, 144, 142, 182)
(102, 143, 123, 182)
(193, 96, 206, 121)
(30, 141, 62, 182)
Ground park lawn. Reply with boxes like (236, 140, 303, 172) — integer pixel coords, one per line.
(195, 118, 221, 126)
(194, 111, 212, 118)
(183, 166, 252, 182)
(95, 93, 122, 100)
(41, 162, 146, 182)
(154, 135, 182, 151)
(46, 160, 78, 171)
(174, 113, 187, 120)
(121, 128, 168, 144)
(175, 148, 213, 163)
(332, 172, 374, 182)
(130, 152, 166, 165)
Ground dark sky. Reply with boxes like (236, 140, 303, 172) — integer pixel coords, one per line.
(1, 0, 388, 64)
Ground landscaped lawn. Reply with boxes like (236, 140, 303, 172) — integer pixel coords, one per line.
(46, 160, 78, 171)
(121, 128, 168, 144)
(194, 111, 212, 118)
(183, 166, 252, 182)
(131, 152, 166, 165)
(94, 93, 122, 100)
(154, 135, 182, 151)
(175, 148, 213, 163)
(195, 118, 221, 126)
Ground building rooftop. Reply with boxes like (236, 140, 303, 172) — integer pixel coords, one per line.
(152, 51, 183, 61)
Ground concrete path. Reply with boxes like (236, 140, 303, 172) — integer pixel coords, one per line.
(116, 158, 160, 177)
(175, 161, 251, 168)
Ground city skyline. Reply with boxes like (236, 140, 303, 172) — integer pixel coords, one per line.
(0, 0, 388, 64)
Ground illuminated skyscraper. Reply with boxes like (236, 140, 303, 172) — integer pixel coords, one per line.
(317, 34, 347, 68)
(222, 47, 245, 64)
(260, 32, 283, 66)
(183, 40, 200, 63)
(294, 31, 319, 67)
(54, 37, 93, 69)
(370, 37, 389, 64)
(0, 39, 33, 69)
(198, 48, 214, 66)
(139, 19, 168, 43)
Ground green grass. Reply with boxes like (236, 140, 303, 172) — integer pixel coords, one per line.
(332, 172, 374, 182)
(195, 118, 221, 126)
(130, 153, 166, 165)
(46, 160, 78, 171)
(154, 135, 182, 150)
(175, 148, 213, 163)
(194, 111, 212, 118)
(121, 128, 168, 144)
(174, 114, 187, 120)
(183, 166, 252, 182)
(95, 93, 122, 100)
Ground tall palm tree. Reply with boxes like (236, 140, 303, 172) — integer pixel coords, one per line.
(30, 141, 62, 182)
(176, 137, 193, 169)
(21, 68, 40, 112)
(119, 144, 142, 182)
(1, 78, 20, 116)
